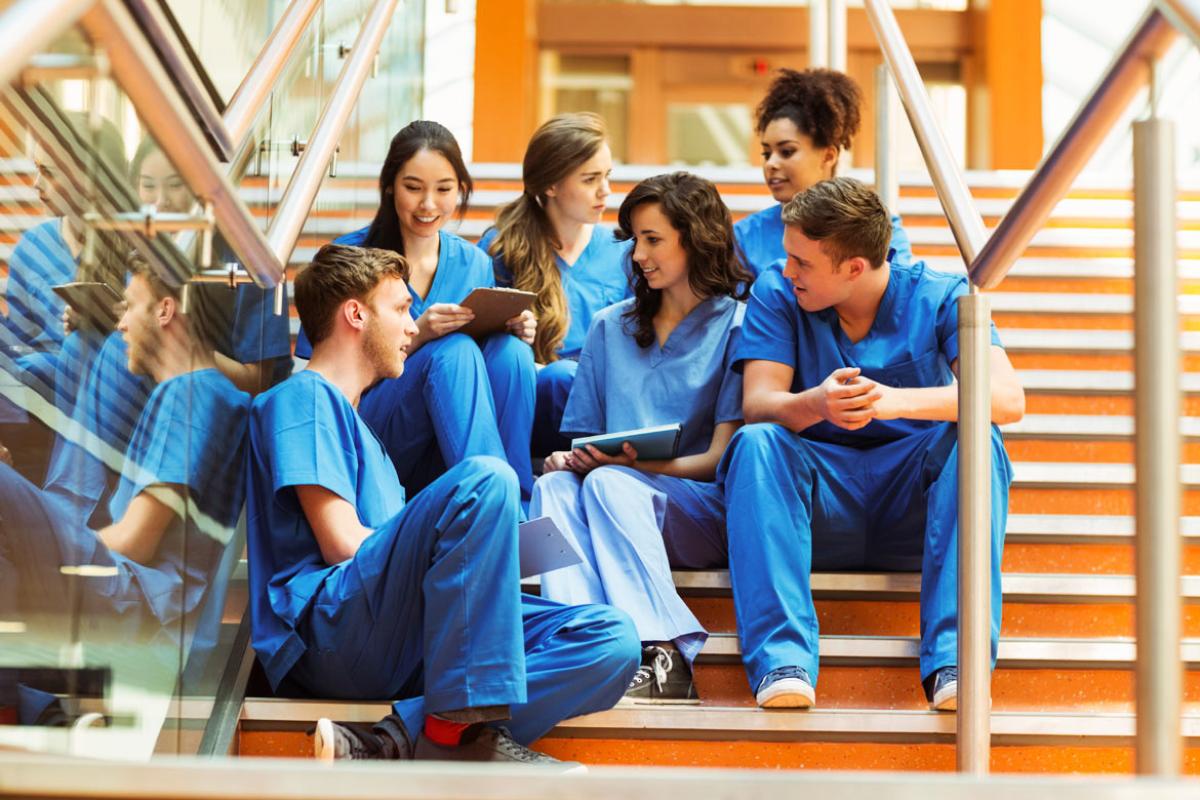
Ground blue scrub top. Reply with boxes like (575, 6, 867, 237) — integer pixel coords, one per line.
(2, 219, 76, 351)
(479, 225, 632, 358)
(107, 367, 250, 626)
(734, 204, 913, 278)
(229, 282, 291, 364)
(734, 260, 1003, 448)
(294, 228, 493, 359)
(561, 295, 745, 459)
(245, 369, 406, 689)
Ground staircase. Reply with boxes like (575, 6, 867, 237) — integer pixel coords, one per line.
(4, 163, 1199, 773)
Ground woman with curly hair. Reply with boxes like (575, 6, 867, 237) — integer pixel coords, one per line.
(530, 172, 750, 704)
(736, 68, 912, 277)
(479, 113, 632, 456)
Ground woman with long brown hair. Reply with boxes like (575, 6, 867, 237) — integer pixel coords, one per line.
(479, 112, 631, 456)
(529, 172, 750, 704)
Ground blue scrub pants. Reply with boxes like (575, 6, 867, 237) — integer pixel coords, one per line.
(720, 421, 1011, 690)
(285, 457, 639, 745)
(532, 466, 727, 667)
(532, 358, 577, 455)
(359, 332, 534, 507)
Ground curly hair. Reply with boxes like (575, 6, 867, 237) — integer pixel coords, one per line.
(615, 172, 751, 349)
(755, 68, 862, 151)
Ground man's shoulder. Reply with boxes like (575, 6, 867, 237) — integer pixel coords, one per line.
(892, 260, 968, 303)
(253, 371, 344, 421)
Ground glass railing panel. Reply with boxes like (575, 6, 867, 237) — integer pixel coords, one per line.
(0, 27, 262, 759)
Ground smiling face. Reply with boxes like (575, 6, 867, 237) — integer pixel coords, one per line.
(391, 148, 461, 243)
(630, 202, 690, 294)
(361, 276, 419, 381)
(138, 150, 193, 213)
(760, 118, 839, 204)
(544, 142, 613, 226)
(781, 225, 856, 312)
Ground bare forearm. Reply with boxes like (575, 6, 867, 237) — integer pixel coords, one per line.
(885, 384, 1023, 425)
(635, 450, 721, 482)
(744, 388, 822, 433)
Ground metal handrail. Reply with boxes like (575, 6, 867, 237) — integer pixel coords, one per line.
(1159, 0, 1200, 49)
(863, 0, 987, 266)
(0, 0, 94, 89)
(968, 7, 1178, 290)
(79, 0, 285, 287)
(224, 0, 323, 149)
(265, 0, 399, 266)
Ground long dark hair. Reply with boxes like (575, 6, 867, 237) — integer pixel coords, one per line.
(363, 120, 472, 255)
(615, 172, 750, 349)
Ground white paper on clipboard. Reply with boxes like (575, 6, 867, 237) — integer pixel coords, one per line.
(519, 516, 583, 579)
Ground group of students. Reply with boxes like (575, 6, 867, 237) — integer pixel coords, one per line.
(0, 68, 1024, 766)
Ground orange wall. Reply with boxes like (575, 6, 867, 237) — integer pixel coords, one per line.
(971, 0, 1044, 169)
(472, 0, 538, 163)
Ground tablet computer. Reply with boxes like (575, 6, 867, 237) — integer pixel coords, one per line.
(518, 516, 583, 579)
(458, 287, 536, 338)
(571, 423, 683, 462)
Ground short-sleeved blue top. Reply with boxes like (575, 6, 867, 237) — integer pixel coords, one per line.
(294, 228, 493, 359)
(734, 260, 1003, 448)
(561, 295, 746, 459)
(733, 204, 913, 279)
(479, 225, 633, 358)
(107, 367, 250, 626)
(2, 220, 76, 351)
(245, 369, 406, 689)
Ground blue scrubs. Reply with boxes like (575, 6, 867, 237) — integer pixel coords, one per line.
(533, 296, 743, 666)
(0, 368, 249, 644)
(719, 260, 1011, 691)
(734, 204, 913, 278)
(295, 228, 535, 505)
(480, 225, 632, 454)
(245, 370, 637, 744)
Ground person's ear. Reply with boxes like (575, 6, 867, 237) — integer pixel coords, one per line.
(343, 298, 368, 331)
(823, 146, 840, 170)
(845, 256, 868, 281)
(158, 296, 177, 328)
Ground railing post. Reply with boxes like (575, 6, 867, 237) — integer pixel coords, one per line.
(1132, 113, 1182, 777)
(828, 0, 847, 72)
(809, 0, 829, 69)
(874, 64, 898, 214)
(957, 291, 992, 775)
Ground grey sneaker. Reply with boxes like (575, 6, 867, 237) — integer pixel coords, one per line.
(755, 666, 815, 709)
(415, 725, 584, 772)
(313, 718, 390, 762)
(622, 644, 699, 705)
(923, 666, 958, 711)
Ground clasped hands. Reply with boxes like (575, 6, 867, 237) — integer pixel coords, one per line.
(807, 366, 902, 430)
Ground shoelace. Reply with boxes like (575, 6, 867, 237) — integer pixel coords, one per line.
(489, 727, 555, 763)
(645, 645, 674, 691)
(758, 665, 810, 693)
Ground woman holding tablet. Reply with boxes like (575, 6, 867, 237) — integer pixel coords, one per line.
(736, 68, 912, 278)
(294, 121, 537, 505)
(531, 172, 749, 704)
(479, 112, 632, 456)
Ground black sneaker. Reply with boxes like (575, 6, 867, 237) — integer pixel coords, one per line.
(414, 725, 584, 772)
(922, 666, 958, 711)
(621, 644, 699, 705)
(313, 718, 391, 761)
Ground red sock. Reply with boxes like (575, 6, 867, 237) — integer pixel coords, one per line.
(423, 714, 470, 746)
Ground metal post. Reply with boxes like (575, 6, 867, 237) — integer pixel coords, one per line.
(1133, 114, 1182, 777)
(828, 0, 847, 72)
(874, 64, 898, 214)
(809, 0, 829, 69)
(957, 291, 992, 775)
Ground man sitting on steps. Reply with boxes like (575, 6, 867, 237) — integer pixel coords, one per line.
(244, 243, 639, 766)
(720, 177, 1024, 712)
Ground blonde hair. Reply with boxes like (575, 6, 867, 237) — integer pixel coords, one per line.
(488, 112, 607, 363)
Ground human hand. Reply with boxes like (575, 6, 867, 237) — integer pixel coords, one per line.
(568, 442, 638, 474)
(417, 303, 474, 339)
(506, 309, 536, 345)
(809, 367, 881, 431)
(543, 450, 573, 473)
(0, 441, 11, 467)
(867, 381, 905, 420)
(62, 306, 78, 336)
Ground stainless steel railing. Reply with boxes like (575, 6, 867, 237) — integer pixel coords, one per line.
(864, 0, 1195, 776)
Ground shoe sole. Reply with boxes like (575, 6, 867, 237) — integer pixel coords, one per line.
(621, 696, 702, 706)
(756, 679, 815, 709)
(931, 682, 958, 712)
(314, 718, 335, 762)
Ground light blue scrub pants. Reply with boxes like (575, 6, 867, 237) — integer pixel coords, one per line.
(533, 357, 577, 455)
(359, 332, 535, 508)
(720, 421, 1011, 691)
(284, 457, 639, 745)
(531, 466, 727, 667)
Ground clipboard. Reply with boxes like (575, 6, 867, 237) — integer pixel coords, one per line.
(519, 516, 583, 579)
(52, 282, 123, 329)
(571, 423, 683, 461)
(458, 287, 535, 338)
